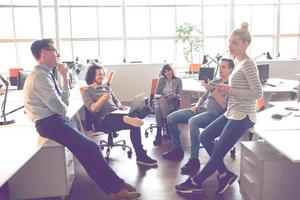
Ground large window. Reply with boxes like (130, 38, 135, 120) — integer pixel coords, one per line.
(0, 0, 300, 73)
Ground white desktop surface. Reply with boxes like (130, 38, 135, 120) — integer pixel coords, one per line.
(0, 83, 84, 187)
(256, 130, 300, 162)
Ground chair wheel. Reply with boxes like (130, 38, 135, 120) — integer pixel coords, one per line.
(105, 156, 109, 161)
(150, 127, 153, 133)
(100, 146, 104, 150)
(127, 151, 132, 158)
(122, 146, 126, 150)
(145, 131, 149, 137)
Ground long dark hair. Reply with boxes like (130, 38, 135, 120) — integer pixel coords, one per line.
(161, 64, 175, 78)
(85, 64, 104, 85)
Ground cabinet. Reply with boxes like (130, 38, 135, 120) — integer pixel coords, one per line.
(240, 141, 300, 200)
(8, 140, 74, 199)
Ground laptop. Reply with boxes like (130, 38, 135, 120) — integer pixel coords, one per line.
(112, 93, 145, 114)
(198, 67, 215, 81)
(257, 64, 269, 85)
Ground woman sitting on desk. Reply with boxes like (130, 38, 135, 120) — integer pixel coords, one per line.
(175, 22, 263, 195)
(82, 64, 157, 167)
(153, 64, 182, 146)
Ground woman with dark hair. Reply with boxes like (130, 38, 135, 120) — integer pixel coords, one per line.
(82, 64, 157, 167)
(152, 64, 182, 146)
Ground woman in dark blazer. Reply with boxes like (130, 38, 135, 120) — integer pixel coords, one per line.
(153, 64, 182, 146)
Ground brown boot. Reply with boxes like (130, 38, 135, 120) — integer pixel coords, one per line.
(108, 189, 140, 200)
(123, 115, 144, 127)
(121, 182, 137, 192)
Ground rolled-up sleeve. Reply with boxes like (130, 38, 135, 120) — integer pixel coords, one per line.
(82, 89, 95, 113)
(61, 89, 70, 106)
(33, 74, 68, 116)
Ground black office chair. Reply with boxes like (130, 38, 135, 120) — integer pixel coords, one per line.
(84, 107, 133, 161)
(17, 71, 30, 90)
(144, 96, 180, 141)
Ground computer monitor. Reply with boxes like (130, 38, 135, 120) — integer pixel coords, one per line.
(198, 67, 215, 81)
(257, 64, 269, 84)
(17, 71, 30, 90)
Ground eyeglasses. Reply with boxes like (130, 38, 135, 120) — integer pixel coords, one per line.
(45, 48, 58, 54)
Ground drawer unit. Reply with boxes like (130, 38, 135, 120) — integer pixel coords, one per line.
(240, 141, 300, 200)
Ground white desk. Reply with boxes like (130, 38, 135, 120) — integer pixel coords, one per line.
(256, 130, 300, 162)
(181, 78, 206, 108)
(180, 77, 298, 109)
(254, 101, 300, 162)
(0, 84, 84, 192)
(262, 78, 298, 107)
(254, 102, 300, 132)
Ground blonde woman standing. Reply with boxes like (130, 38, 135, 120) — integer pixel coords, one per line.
(175, 22, 263, 195)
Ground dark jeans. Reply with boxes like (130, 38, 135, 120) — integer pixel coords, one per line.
(98, 105, 151, 156)
(35, 114, 124, 194)
(193, 115, 254, 184)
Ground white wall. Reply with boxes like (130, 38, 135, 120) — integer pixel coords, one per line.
(256, 59, 300, 80)
(103, 63, 164, 102)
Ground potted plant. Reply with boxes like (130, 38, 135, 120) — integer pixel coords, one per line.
(176, 23, 203, 73)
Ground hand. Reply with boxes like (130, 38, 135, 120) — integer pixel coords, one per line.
(57, 63, 69, 80)
(204, 81, 217, 92)
(191, 105, 199, 114)
(118, 104, 128, 110)
(166, 92, 177, 100)
(99, 93, 110, 102)
(211, 88, 223, 100)
(216, 83, 230, 95)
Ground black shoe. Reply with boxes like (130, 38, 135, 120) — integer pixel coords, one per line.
(162, 148, 184, 161)
(181, 158, 200, 175)
(153, 134, 162, 146)
(216, 171, 238, 195)
(175, 177, 203, 194)
(136, 151, 158, 167)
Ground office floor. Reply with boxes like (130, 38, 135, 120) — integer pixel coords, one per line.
(32, 116, 244, 200)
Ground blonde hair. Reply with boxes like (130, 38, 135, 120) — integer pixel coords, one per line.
(232, 22, 251, 44)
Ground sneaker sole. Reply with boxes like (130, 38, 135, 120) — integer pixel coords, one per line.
(217, 174, 238, 195)
(136, 160, 158, 167)
(176, 188, 203, 194)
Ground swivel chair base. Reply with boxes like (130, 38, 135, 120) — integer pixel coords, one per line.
(99, 132, 133, 161)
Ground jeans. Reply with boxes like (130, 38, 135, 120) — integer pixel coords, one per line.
(167, 107, 217, 158)
(35, 114, 124, 194)
(98, 105, 151, 157)
(193, 115, 254, 184)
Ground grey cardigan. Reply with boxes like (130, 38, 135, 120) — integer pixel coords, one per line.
(155, 76, 182, 104)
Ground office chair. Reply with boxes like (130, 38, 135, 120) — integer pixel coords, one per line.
(84, 107, 133, 161)
(80, 87, 132, 161)
(17, 71, 30, 90)
(144, 79, 180, 141)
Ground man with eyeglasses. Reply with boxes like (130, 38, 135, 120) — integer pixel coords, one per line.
(23, 39, 140, 200)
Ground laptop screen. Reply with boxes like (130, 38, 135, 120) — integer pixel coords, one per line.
(198, 67, 215, 81)
(257, 64, 269, 84)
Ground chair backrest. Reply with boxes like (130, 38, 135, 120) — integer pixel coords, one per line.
(256, 97, 265, 112)
(150, 79, 159, 95)
(149, 79, 159, 108)
(17, 71, 30, 90)
(189, 64, 201, 73)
